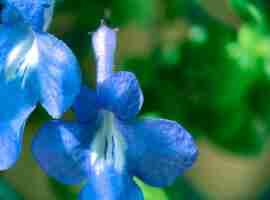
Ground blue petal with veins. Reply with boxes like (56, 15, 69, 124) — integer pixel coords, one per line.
(0, 1, 81, 170)
(98, 71, 144, 121)
(32, 121, 92, 184)
(118, 118, 198, 187)
(34, 32, 81, 118)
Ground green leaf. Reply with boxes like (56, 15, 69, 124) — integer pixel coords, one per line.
(135, 179, 169, 200)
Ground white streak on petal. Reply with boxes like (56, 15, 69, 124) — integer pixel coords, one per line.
(3, 23, 39, 86)
(90, 152, 98, 165)
(90, 111, 127, 173)
(5, 32, 34, 81)
(92, 24, 117, 84)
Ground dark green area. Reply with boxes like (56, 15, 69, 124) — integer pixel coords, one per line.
(0, 177, 24, 200)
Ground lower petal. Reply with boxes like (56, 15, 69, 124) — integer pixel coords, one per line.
(79, 162, 143, 200)
(119, 118, 198, 187)
(0, 76, 37, 170)
(32, 121, 92, 185)
(0, 122, 25, 170)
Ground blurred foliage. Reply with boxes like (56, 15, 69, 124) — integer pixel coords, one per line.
(257, 183, 270, 200)
(0, 177, 24, 200)
(165, 177, 205, 200)
(119, 0, 270, 156)
(49, 179, 77, 200)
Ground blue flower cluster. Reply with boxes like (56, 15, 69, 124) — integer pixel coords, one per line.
(0, 0, 81, 170)
(32, 24, 198, 199)
(0, 0, 198, 199)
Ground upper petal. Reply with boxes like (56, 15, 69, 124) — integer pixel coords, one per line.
(0, 29, 81, 117)
(34, 33, 81, 118)
(2, 0, 55, 32)
(79, 161, 143, 200)
(0, 23, 34, 79)
(32, 121, 93, 185)
(98, 72, 144, 121)
(92, 24, 117, 84)
(119, 118, 198, 187)
(73, 86, 99, 123)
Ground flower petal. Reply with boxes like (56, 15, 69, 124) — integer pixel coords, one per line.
(92, 24, 117, 84)
(0, 76, 37, 170)
(119, 118, 198, 187)
(73, 86, 99, 123)
(98, 71, 144, 120)
(0, 23, 35, 79)
(32, 121, 93, 184)
(2, 0, 55, 31)
(79, 162, 143, 200)
(0, 23, 40, 170)
(34, 33, 81, 118)
(0, 123, 23, 170)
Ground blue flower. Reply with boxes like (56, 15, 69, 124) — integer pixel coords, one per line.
(32, 23, 198, 200)
(0, 0, 81, 170)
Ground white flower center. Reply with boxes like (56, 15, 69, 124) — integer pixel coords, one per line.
(90, 111, 126, 175)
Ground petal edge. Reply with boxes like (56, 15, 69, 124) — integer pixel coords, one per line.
(120, 118, 198, 187)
